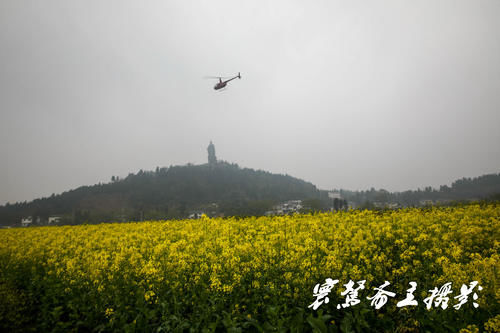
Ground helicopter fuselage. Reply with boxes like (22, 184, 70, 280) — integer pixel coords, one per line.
(213, 72, 241, 90)
(214, 81, 227, 90)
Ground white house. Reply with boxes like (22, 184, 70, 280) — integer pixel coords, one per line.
(188, 212, 205, 219)
(270, 200, 303, 215)
(328, 191, 342, 200)
(48, 216, 61, 224)
(21, 217, 33, 227)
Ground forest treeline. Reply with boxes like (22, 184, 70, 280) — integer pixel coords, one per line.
(340, 173, 500, 208)
(0, 162, 322, 226)
(0, 164, 498, 226)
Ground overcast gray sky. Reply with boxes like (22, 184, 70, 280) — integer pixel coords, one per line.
(1, 0, 499, 205)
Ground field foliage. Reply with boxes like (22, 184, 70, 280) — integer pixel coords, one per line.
(1, 203, 499, 332)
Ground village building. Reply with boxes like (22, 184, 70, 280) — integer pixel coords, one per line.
(48, 216, 61, 224)
(21, 216, 33, 227)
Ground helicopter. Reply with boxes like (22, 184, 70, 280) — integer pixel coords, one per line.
(205, 72, 241, 90)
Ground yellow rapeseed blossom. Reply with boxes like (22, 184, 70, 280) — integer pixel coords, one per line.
(0, 203, 498, 331)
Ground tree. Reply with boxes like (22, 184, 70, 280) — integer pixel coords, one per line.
(302, 198, 322, 212)
(333, 198, 340, 211)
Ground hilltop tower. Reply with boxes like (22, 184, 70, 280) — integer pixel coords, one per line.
(207, 141, 217, 165)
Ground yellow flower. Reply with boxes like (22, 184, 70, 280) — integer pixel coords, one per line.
(105, 308, 114, 317)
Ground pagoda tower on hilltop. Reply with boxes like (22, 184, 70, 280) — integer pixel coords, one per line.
(207, 141, 217, 165)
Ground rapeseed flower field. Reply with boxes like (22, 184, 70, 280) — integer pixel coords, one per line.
(0, 203, 499, 332)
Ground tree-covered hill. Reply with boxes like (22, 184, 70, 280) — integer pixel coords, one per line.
(0, 162, 321, 226)
(340, 172, 500, 208)
(2, 162, 498, 226)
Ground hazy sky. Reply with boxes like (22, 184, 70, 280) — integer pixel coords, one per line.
(1, 0, 499, 205)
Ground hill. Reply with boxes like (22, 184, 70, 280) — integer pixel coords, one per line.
(340, 172, 500, 208)
(0, 162, 322, 226)
(2, 160, 498, 226)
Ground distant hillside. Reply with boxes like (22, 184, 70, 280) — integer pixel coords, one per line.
(0, 162, 321, 226)
(2, 163, 498, 226)
(340, 173, 500, 208)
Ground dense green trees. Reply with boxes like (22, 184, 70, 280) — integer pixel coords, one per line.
(1, 166, 498, 226)
(340, 173, 500, 207)
(0, 162, 320, 226)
